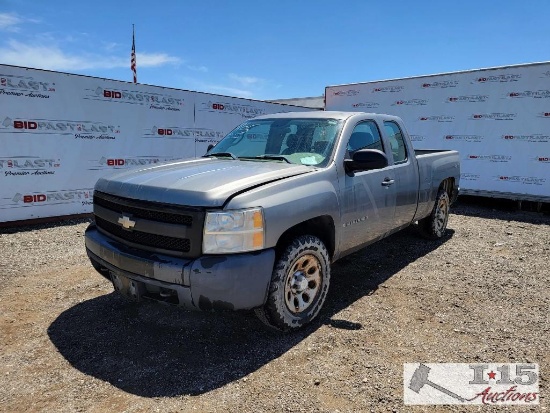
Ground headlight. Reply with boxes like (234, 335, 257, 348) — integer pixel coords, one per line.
(203, 207, 265, 254)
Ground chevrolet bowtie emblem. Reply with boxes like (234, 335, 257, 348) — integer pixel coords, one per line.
(118, 215, 136, 230)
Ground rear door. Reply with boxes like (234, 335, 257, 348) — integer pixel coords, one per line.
(383, 120, 419, 229)
(339, 120, 396, 253)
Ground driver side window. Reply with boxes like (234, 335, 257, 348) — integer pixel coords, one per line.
(347, 121, 383, 158)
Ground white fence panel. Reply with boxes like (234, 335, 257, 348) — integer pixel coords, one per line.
(326, 62, 550, 201)
(0, 65, 314, 222)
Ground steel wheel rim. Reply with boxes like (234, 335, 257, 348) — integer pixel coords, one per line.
(434, 195, 449, 235)
(284, 254, 322, 314)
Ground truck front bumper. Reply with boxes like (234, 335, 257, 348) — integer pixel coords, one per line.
(85, 224, 275, 311)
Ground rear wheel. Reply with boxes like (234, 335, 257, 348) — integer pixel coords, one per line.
(255, 235, 330, 332)
(418, 188, 450, 239)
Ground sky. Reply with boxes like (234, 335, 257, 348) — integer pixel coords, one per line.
(1, 0, 549, 101)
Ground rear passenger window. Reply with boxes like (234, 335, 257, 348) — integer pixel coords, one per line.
(347, 121, 383, 157)
(384, 121, 407, 164)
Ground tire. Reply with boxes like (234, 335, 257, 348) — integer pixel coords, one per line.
(418, 188, 450, 239)
(255, 235, 330, 332)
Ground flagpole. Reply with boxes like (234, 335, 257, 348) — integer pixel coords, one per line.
(131, 24, 137, 83)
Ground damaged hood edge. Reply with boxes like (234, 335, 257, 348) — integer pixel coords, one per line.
(94, 157, 314, 207)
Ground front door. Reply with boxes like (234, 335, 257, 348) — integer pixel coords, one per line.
(339, 120, 396, 254)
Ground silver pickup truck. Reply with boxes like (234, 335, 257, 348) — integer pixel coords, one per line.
(85, 111, 460, 331)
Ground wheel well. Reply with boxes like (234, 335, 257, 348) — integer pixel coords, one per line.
(440, 177, 455, 198)
(276, 216, 335, 260)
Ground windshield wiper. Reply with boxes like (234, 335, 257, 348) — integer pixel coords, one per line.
(203, 152, 239, 160)
(242, 155, 291, 164)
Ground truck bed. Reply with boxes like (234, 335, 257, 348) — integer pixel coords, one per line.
(413, 149, 460, 220)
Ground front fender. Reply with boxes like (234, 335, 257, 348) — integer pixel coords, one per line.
(225, 167, 341, 253)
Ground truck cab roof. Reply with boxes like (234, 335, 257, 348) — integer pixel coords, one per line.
(254, 111, 401, 122)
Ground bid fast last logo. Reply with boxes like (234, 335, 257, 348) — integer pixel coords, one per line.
(200, 101, 266, 118)
(84, 86, 184, 111)
(7, 190, 93, 208)
(0, 157, 61, 177)
(0, 74, 56, 99)
(143, 126, 224, 142)
(0, 117, 120, 139)
(88, 156, 179, 170)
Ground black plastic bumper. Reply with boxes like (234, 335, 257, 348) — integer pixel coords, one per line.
(85, 224, 275, 311)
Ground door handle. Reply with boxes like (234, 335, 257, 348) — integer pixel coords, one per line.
(381, 178, 395, 186)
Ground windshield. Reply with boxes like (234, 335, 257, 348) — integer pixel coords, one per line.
(207, 118, 343, 167)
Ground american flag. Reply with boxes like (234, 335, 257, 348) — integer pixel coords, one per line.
(131, 25, 137, 83)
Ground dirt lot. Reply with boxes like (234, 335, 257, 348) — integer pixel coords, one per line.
(1, 199, 549, 413)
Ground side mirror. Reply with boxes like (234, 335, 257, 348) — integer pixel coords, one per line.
(206, 144, 215, 153)
(344, 149, 388, 173)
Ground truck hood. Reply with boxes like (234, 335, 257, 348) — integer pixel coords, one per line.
(94, 158, 313, 207)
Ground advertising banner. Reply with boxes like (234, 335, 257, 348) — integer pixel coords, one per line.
(325, 62, 550, 201)
(0, 65, 314, 223)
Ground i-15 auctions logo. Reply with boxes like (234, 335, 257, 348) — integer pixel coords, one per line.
(404, 363, 539, 405)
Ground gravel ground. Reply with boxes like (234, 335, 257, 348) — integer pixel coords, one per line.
(0, 199, 549, 413)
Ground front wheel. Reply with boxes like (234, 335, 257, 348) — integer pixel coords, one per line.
(255, 235, 330, 332)
(418, 188, 450, 239)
